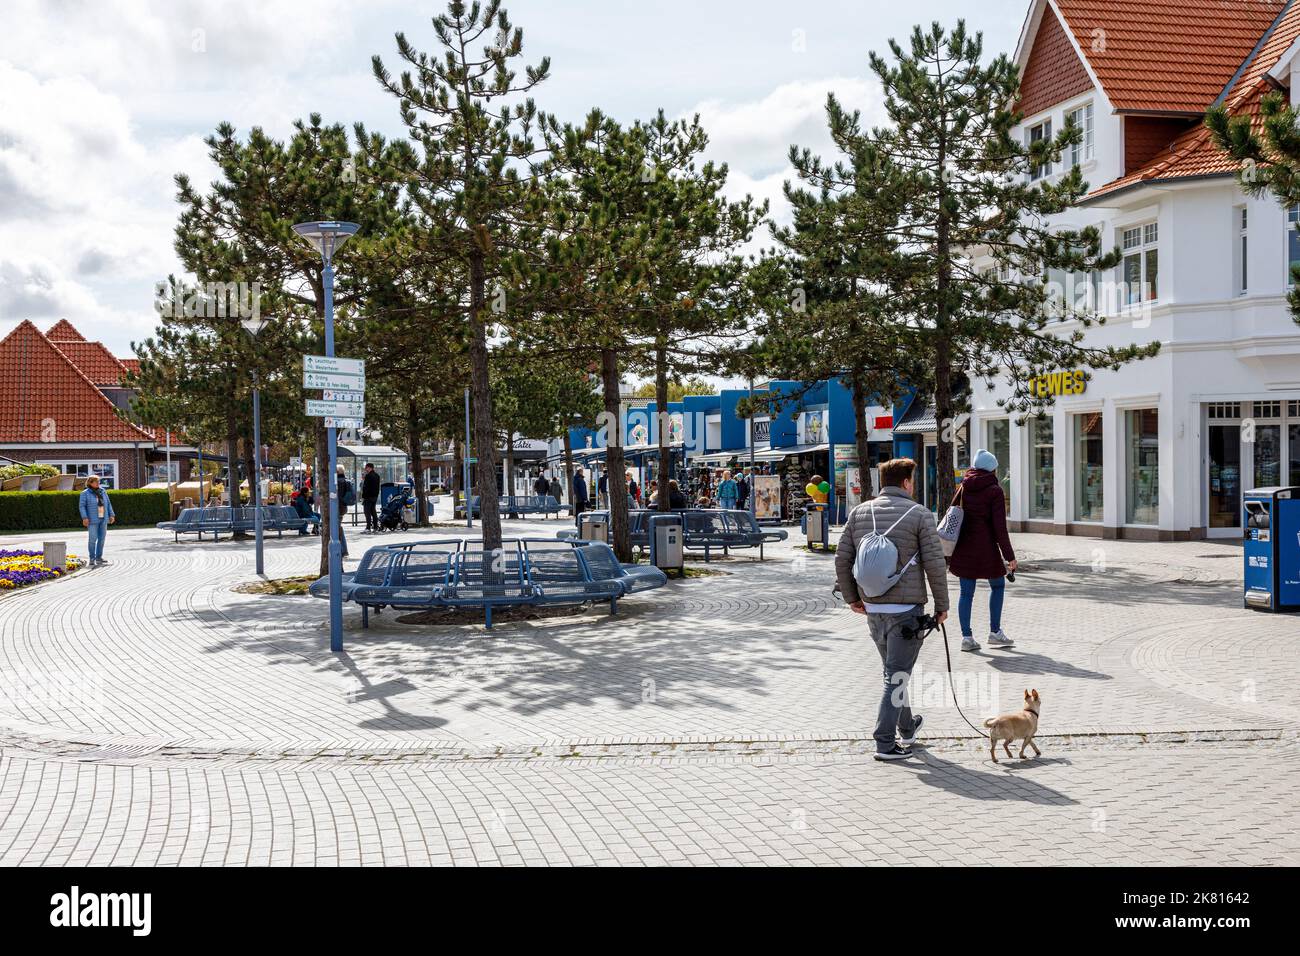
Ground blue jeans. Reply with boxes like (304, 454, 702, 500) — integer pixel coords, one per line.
(719, 496, 737, 510)
(86, 520, 107, 562)
(958, 576, 1005, 637)
(866, 607, 924, 751)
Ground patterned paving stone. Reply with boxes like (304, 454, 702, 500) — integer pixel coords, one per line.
(0, 520, 1294, 865)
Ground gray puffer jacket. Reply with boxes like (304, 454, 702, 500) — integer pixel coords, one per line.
(834, 486, 950, 613)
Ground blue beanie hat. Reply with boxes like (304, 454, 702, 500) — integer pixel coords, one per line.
(972, 448, 998, 472)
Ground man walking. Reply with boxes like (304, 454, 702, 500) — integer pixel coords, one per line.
(572, 465, 589, 526)
(335, 463, 354, 558)
(736, 469, 751, 510)
(361, 462, 381, 533)
(834, 458, 949, 761)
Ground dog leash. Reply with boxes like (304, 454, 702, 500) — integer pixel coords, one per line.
(935, 621, 990, 739)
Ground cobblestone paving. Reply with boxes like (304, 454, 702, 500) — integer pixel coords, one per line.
(0, 520, 1296, 864)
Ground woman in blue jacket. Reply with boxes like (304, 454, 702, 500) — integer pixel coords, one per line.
(78, 474, 115, 566)
(716, 470, 739, 511)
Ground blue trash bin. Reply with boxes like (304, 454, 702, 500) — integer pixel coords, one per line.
(1243, 486, 1300, 613)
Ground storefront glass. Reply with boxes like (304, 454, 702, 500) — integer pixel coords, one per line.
(1253, 424, 1282, 488)
(1029, 416, 1054, 519)
(1290, 424, 1300, 486)
(1208, 424, 1241, 528)
(986, 419, 1011, 512)
(1073, 413, 1104, 521)
(1125, 408, 1159, 524)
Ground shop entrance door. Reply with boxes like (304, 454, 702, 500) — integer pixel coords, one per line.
(1207, 423, 1242, 536)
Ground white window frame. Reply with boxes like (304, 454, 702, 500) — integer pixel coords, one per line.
(149, 461, 180, 484)
(35, 460, 118, 489)
(1066, 102, 1094, 168)
(1119, 221, 1159, 306)
(1028, 118, 1053, 180)
(1236, 205, 1248, 295)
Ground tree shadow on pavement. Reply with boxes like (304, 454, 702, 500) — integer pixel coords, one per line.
(971, 648, 1112, 681)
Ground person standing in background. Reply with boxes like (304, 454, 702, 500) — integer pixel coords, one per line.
(79, 474, 115, 566)
(361, 462, 381, 533)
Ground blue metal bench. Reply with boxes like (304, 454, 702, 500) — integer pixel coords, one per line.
(157, 505, 309, 541)
(556, 508, 786, 561)
(308, 538, 666, 628)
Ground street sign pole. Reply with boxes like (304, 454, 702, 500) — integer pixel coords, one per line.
(323, 259, 343, 654)
(252, 368, 264, 575)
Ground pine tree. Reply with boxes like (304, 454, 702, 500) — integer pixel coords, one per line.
(371, 0, 550, 550)
(842, 21, 1158, 510)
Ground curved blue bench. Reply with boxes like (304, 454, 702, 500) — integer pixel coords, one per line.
(308, 538, 666, 628)
(556, 508, 787, 560)
(157, 505, 309, 542)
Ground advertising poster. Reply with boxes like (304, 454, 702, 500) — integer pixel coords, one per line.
(833, 445, 858, 507)
(752, 474, 782, 520)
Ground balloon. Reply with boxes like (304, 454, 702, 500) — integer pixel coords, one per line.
(805, 483, 819, 498)
(818, 481, 830, 494)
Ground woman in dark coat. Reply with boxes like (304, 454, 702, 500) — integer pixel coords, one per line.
(948, 449, 1017, 652)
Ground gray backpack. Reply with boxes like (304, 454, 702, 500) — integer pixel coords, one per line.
(852, 502, 923, 598)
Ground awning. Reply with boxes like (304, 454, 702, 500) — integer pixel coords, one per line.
(776, 442, 829, 457)
(892, 402, 938, 435)
(338, 444, 409, 459)
(689, 450, 742, 465)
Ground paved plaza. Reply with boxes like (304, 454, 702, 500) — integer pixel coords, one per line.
(0, 518, 1297, 865)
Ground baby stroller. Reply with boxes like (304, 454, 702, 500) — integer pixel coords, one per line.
(378, 487, 413, 532)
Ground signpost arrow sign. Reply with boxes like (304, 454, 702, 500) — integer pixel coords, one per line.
(324, 417, 365, 430)
(304, 355, 365, 376)
(307, 399, 366, 418)
(321, 389, 364, 403)
(304, 371, 366, 391)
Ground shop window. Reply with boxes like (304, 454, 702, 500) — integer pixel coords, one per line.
(1253, 400, 1281, 420)
(1066, 103, 1094, 168)
(1120, 222, 1158, 305)
(1290, 423, 1300, 487)
(1254, 424, 1282, 488)
(148, 461, 180, 484)
(1208, 423, 1242, 528)
(1029, 416, 1054, 519)
(1073, 413, 1103, 522)
(35, 460, 117, 489)
(1125, 408, 1159, 524)
(1208, 402, 1241, 420)
(986, 419, 1011, 513)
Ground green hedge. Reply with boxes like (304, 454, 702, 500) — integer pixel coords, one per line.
(0, 490, 170, 531)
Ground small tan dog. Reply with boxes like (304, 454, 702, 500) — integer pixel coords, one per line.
(983, 689, 1041, 763)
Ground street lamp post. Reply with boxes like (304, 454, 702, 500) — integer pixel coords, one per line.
(241, 315, 268, 576)
(293, 221, 360, 654)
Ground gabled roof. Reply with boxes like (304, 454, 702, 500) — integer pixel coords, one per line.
(1045, 0, 1287, 115)
(1087, 0, 1300, 201)
(0, 321, 154, 444)
(45, 319, 86, 341)
(51, 340, 131, 387)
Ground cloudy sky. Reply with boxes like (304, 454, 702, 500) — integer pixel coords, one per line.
(0, 0, 1026, 356)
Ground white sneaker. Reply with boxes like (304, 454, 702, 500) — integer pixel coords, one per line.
(988, 630, 1015, 647)
(899, 715, 924, 746)
(960, 636, 981, 652)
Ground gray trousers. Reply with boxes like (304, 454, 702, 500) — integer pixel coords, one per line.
(867, 607, 924, 751)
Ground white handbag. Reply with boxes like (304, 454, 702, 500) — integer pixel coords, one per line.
(935, 483, 965, 557)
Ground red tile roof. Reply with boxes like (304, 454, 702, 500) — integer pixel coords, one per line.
(119, 358, 141, 377)
(1088, 1, 1300, 199)
(1053, 0, 1287, 114)
(0, 321, 154, 444)
(51, 340, 130, 387)
(1018, 5, 1094, 117)
(44, 319, 86, 342)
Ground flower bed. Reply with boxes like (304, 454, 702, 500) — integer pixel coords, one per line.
(0, 549, 84, 590)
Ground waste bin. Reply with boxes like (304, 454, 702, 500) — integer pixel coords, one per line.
(580, 514, 609, 543)
(648, 513, 683, 574)
(1243, 486, 1300, 612)
(803, 502, 829, 550)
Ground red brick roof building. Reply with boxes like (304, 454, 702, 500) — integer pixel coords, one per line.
(0, 320, 182, 488)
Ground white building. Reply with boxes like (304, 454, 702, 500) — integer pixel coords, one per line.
(971, 0, 1300, 540)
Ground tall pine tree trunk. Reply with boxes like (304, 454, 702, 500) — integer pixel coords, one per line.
(452, 438, 463, 517)
(468, 245, 501, 548)
(562, 427, 573, 510)
(407, 399, 426, 525)
(655, 342, 671, 513)
(934, 127, 956, 517)
(601, 347, 630, 562)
